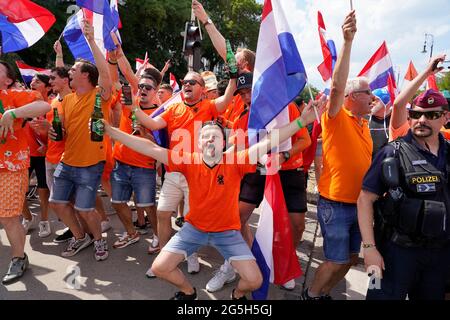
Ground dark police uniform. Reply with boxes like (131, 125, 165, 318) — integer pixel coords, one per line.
(362, 130, 450, 300)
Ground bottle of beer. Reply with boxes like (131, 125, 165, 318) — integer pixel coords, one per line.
(52, 108, 63, 141)
(131, 110, 140, 135)
(90, 93, 104, 142)
(0, 100, 5, 144)
(225, 39, 238, 78)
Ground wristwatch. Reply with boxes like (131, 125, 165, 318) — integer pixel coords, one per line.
(362, 243, 376, 249)
(282, 151, 290, 161)
(203, 17, 213, 26)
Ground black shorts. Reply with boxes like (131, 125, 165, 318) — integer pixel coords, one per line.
(29, 156, 48, 189)
(239, 168, 307, 213)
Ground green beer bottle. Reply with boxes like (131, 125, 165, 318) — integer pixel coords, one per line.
(225, 39, 238, 78)
(131, 110, 140, 135)
(52, 108, 63, 141)
(90, 93, 104, 142)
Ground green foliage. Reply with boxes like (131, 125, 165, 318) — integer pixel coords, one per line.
(4, 0, 261, 84)
(438, 71, 450, 91)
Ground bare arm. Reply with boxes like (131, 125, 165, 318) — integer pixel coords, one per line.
(248, 100, 318, 161)
(357, 189, 385, 275)
(192, 0, 226, 61)
(116, 46, 139, 93)
(328, 11, 356, 118)
(83, 20, 112, 100)
(122, 95, 168, 131)
(0, 101, 51, 137)
(391, 54, 446, 130)
(104, 121, 168, 164)
(54, 40, 65, 68)
(214, 78, 237, 113)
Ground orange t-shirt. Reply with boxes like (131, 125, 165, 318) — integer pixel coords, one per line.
(23, 91, 47, 157)
(389, 121, 409, 141)
(223, 95, 245, 125)
(45, 98, 65, 164)
(230, 107, 249, 149)
(160, 99, 218, 153)
(0, 89, 40, 171)
(61, 88, 111, 167)
(113, 105, 158, 169)
(319, 107, 373, 204)
(281, 104, 308, 171)
(168, 150, 256, 232)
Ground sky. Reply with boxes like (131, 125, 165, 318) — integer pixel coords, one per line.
(256, 0, 450, 90)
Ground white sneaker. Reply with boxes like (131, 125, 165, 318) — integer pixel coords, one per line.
(38, 221, 51, 238)
(101, 220, 111, 233)
(145, 266, 156, 278)
(187, 253, 200, 274)
(281, 279, 296, 290)
(206, 261, 236, 292)
(22, 214, 37, 234)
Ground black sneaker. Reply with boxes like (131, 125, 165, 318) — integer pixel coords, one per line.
(300, 288, 322, 300)
(170, 288, 197, 300)
(54, 228, 73, 243)
(231, 289, 247, 300)
(2, 253, 29, 285)
(175, 216, 184, 228)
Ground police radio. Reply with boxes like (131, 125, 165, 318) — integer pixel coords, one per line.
(381, 157, 400, 188)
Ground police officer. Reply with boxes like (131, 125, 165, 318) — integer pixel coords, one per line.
(357, 89, 450, 300)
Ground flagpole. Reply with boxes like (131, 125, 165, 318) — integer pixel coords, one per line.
(350, 0, 353, 10)
(307, 82, 321, 124)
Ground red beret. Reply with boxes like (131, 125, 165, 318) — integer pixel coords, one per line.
(413, 89, 449, 110)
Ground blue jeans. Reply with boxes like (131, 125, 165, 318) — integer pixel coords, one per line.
(163, 222, 255, 262)
(110, 161, 156, 207)
(49, 162, 104, 212)
(317, 196, 362, 264)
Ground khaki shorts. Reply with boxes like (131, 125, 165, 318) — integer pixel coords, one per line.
(157, 172, 189, 214)
(0, 169, 28, 218)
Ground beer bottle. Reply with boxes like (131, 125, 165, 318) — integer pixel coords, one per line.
(131, 110, 140, 135)
(52, 108, 63, 141)
(90, 93, 104, 142)
(0, 100, 5, 144)
(225, 39, 238, 78)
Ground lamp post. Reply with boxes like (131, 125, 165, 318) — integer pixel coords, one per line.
(421, 33, 434, 60)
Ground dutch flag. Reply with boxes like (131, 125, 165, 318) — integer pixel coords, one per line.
(15, 61, 51, 86)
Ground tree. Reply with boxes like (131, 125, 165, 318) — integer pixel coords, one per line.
(438, 71, 450, 91)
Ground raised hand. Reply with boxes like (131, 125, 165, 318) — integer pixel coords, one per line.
(192, 0, 208, 24)
(342, 10, 357, 42)
(82, 19, 95, 42)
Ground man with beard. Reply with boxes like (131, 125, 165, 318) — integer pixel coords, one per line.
(357, 88, 450, 299)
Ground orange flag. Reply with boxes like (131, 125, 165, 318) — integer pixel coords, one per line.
(404, 60, 418, 81)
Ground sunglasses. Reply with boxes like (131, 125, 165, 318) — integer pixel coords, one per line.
(408, 110, 445, 120)
(138, 83, 155, 91)
(181, 79, 200, 86)
(352, 89, 372, 95)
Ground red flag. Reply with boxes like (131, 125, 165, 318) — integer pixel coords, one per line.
(387, 73, 397, 104)
(316, 11, 337, 82)
(170, 73, 180, 92)
(427, 74, 439, 90)
(404, 61, 418, 81)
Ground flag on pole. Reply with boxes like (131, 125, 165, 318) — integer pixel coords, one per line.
(136, 58, 146, 72)
(247, 0, 307, 148)
(109, 0, 122, 42)
(427, 74, 439, 90)
(251, 169, 302, 300)
(358, 41, 395, 91)
(15, 61, 51, 85)
(63, 0, 116, 63)
(0, 0, 55, 53)
(317, 11, 337, 83)
(387, 73, 397, 105)
(404, 60, 418, 81)
(170, 73, 180, 92)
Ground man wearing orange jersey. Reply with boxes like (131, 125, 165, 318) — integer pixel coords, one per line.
(103, 95, 318, 299)
(48, 21, 112, 261)
(302, 11, 375, 300)
(134, 71, 236, 276)
(110, 70, 162, 249)
(0, 60, 51, 284)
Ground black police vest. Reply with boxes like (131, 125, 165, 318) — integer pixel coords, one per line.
(379, 139, 450, 248)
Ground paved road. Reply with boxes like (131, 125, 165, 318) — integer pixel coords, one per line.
(0, 192, 369, 300)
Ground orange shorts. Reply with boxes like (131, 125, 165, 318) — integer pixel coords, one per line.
(0, 169, 28, 218)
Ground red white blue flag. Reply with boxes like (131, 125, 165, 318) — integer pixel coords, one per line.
(0, 0, 55, 53)
(251, 170, 302, 300)
(15, 61, 50, 85)
(170, 73, 180, 92)
(317, 11, 337, 83)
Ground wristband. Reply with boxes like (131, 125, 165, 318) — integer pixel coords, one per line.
(296, 119, 303, 129)
(362, 243, 376, 249)
(10, 111, 17, 119)
(108, 59, 118, 65)
(56, 55, 63, 59)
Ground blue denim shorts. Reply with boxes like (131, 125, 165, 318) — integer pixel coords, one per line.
(110, 161, 156, 207)
(163, 222, 255, 262)
(317, 196, 362, 264)
(49, 162, 104, 212)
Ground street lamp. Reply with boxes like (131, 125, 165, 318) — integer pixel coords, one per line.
(421, 33, 434, 60)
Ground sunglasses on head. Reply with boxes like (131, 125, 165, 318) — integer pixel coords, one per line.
(138, 83, 155, 91)
(408, 110, 444, 120)
(181, 79, 199, 86)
